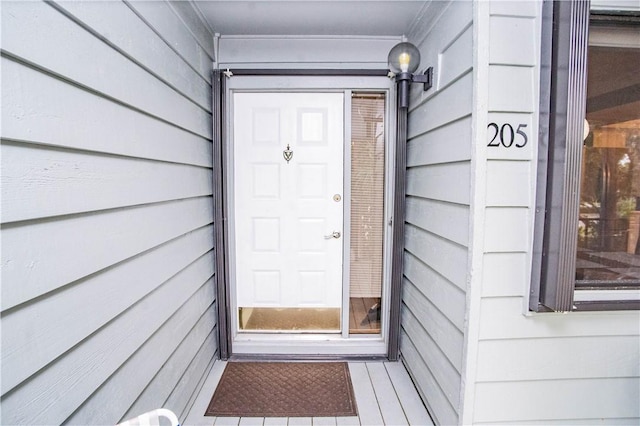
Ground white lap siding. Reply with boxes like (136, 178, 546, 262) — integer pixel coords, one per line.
(401, 1, 639, 424)
(468, 1, 640, 424)
(402, 2, 474, 425)
(0, 1, 216, 424)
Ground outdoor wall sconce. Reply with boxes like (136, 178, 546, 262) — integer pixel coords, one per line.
(387, 42, 433, 108)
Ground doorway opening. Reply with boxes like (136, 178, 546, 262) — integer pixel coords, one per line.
(224, 75, 395, 356)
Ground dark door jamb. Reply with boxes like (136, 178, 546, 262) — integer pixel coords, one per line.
(212, 70, 231, 359)
(212, 69, 403, 360)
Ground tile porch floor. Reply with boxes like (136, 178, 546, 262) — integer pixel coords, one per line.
(183, 361, 434, 426)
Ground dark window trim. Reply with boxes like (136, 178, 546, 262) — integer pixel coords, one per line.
(531, 0, 590, 312)
(531, 1, 640, 312)
(573, 300, 640, 311)
(225, 69, 390, 77)
(590, 10, 640, 26)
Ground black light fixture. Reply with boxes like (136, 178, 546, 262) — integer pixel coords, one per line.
(387, 42, 433, 108)
(386, 40, 434, 360)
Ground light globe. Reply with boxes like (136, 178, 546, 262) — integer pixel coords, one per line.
(387, 42, 420, 74)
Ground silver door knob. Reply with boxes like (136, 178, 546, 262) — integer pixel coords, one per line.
(324, 231, 341, 239)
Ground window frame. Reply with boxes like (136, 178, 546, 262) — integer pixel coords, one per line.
(530, 0, 640, 312)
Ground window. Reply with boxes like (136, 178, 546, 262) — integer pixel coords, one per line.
(349, 93, 386, 334)
(531, 1, 640, 312)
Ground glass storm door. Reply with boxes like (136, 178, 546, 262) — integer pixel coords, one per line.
(233, 92, 344, 332)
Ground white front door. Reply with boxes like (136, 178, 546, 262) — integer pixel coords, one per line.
(233, 92, 344, 330)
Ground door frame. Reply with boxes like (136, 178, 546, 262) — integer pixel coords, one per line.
(213, 70, 401, 358)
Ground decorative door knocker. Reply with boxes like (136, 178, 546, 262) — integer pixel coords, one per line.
(283, 144, 293, 163)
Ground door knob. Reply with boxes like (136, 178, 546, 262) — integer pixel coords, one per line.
(324, 231, 341, 239)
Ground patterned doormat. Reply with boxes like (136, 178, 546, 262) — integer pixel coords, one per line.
(205, 362, 358, 417)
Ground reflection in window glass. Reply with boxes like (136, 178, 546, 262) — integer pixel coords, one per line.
(576, 22, 640, 289)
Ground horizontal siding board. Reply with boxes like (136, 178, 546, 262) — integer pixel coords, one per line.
(1, 253, 214, 426)
(401, 308, 462, 409)
(406, 1, 450, 48)
(485, 161, 531, 207)
(483, 207, 530, 252)
(402, 5, 472, 424)
(406, 116, 472, 167)
(404, 223, 468, 290)
(1, 225, 213, 396)
(476, 336, 640, 382)
(406, 162, 471, 205)
(481, 252, 528, 297)
(64, 282, 215, 425)
(439, 25, 473, 89)
(167, 1, 215, 60)
(1, 197, 213, 311)
(473, 378, 640, 423)
(479, 298, 640, 340)
(400, 330, 458, 426)
(166, 328, 218, 420)
(405, 196, 469, 247)
(408, 0, 472, 106)
(402, 286, 464, 373)
(487, 65, 535, 113)
(183, 360, 225, 426)
(124, 0, 213, 80)
(1, 142, 212, 222)
(1, 59, 211, 167)
(489, 1, 539, 18)
(1, 2, 211, 138)
(489, 16, 537, 66)
(53, 0, 212, 111)
(476, 2, 640, 425)
(407, 72, 473, 137)
(124, 313, 217, 422)
(411, 0, 472, 49)
(1, 1, 216, 424)
(403, 251, 466, 331)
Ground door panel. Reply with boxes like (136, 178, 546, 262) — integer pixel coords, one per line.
(234, 92, 344, 329)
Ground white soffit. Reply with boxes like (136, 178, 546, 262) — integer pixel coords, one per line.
(193, 1, 428, 36)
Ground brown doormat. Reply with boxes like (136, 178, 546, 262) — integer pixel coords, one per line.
(205, 362, 358, 417)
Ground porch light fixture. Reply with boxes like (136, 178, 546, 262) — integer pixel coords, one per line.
(386, 41, 434, 359)
(387, 42, 433, 108)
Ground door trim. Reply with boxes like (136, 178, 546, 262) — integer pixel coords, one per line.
(212, 70, 230, 359)
(214, 70, 399, 358)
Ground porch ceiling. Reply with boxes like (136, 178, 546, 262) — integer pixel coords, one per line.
(194, 1, 428, 36)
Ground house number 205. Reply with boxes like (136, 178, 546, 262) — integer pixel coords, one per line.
(487, 123, 528, 148)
